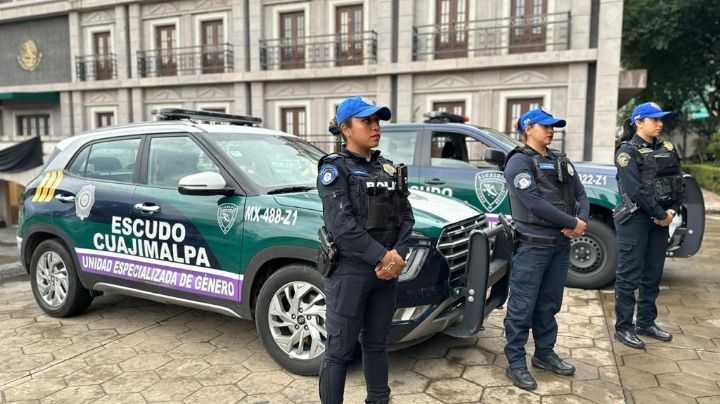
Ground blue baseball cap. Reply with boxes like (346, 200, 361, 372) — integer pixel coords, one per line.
(517, 108, 566, 133)
(631, 102, 673, 125)
(336, 97, 391, 124)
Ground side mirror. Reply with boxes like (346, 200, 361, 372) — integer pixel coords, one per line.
(484, 148, 506, 169)
(178, 171, 233, 196)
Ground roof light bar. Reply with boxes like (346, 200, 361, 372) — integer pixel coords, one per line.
(152, 108, 262, 126)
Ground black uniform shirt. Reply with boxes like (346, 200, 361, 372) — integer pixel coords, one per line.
(505, 149, 590, 236)
(317, 148, 415, 272)
(615, 134, 681, 220)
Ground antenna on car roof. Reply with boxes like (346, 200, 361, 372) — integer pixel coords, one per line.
(423, 111, 469, 124)
(151, 108, 262, 127)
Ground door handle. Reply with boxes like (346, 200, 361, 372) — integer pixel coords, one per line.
(54, 194, 76, 203)
(425, 178, 446, 185)
(134, 203, 160, 214)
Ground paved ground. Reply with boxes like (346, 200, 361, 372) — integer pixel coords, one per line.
(0, 215, 717, 403)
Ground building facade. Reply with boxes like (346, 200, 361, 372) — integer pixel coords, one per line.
(0, 0, 639, 225)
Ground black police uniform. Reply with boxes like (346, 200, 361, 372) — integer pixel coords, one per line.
(614, 135, 683, 336)
(504, 145, 589, 371)
(317, 147, 414, 404)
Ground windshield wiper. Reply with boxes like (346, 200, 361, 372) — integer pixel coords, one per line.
(267, 186, 316, 195)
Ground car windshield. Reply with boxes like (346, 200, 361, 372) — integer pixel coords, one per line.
(473, 126, 524, 149)
(205, 133, 324, 191)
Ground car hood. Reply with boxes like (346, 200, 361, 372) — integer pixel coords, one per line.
(273, 190, 481, 239)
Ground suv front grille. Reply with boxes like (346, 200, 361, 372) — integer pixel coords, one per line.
(437, 215, 486, 275)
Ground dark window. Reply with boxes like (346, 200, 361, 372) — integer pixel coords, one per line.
(281, 107, 307, 136)
(83, 138, 141, 183)
(433, 101, 466, 116)
(510, 0, 547, 53)
(147, 136, 219, 188)
(93, 31, 112, 80)
(201, 19, 224, 74)
(336, 4, 364, 66)
(155, 24, 177, 76)
(377, 131, 419, 165)
(430, 132, 493, 168)
(67, 146, 91, 177)
(96, 112, 114, 128)
(16, 115, 50, 137)
(506, 97, 543, 134)
(280, 11, 305, 69)
(435, 0, 468, 59)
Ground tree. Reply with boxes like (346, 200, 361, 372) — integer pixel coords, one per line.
(622, 0, 720, 155)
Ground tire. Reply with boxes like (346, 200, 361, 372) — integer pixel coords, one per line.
(566, 218, 618, 289)
(255, 263, 327, 376)
(29, 239, 93, 317)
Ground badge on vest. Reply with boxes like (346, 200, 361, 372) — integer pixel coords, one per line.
(513, 172, 533, 190)
(663, 141, 674, 151)
(617, 152, 631, 167)
(319, 165, 339, 185)
(383, 164, 396, 175)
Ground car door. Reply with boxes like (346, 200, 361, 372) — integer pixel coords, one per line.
(130, 134, 246, 305)
(416, 129, 511, 225)
(53, 137, 141, 284)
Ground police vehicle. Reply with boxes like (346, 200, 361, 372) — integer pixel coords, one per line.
(379, 111, 705, 289)
(17, 109, 513, 376)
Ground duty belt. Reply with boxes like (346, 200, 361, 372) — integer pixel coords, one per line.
(516, 231, 568, 247)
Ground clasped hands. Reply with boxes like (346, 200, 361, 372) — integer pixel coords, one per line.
(561, 218, 587, 239)
(375, 249, 406, 280)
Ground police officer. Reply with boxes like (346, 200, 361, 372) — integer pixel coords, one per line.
(503, 108, 589, 390)
(613, 102, 683, 349)
(317, 97, 415, 404)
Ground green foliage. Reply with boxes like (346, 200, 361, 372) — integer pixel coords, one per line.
(683, 164, 720, 193)
(709, 132, 720, 160)
(622, 0, 720, 140)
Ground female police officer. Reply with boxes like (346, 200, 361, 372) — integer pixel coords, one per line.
(317, 96, 414, 404)
(503, 108, 589, 390)
(613, 102, 683, 349)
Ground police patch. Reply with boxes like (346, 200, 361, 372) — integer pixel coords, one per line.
(567, 163, 575, 176)
(663, 141, 674, 151)
(513, 173, 533, 190)
(383, 164, 396, 175)
(217, 203, 239, 234)
(319, 165, 339, 186)
(75, 184, 95, 220)
(617, 152, 631, 167)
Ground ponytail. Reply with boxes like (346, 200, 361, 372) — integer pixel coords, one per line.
(616, 118, 635, 150)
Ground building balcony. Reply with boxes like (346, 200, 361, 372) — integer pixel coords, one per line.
(260, 31, 377, 70)
(76, 54, 117, 81)
(137, 43, 234, 78)
(413, 12, 570, 61)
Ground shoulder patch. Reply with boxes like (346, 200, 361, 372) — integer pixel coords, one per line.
(319, 165, 340, 186)
(617, 152, 631, 167)
(513, 172, 533, 190)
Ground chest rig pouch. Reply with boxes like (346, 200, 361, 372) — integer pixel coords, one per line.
(632, 142, 685, 204)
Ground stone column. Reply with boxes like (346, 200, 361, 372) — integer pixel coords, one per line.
(397, 0, 415, 64)
(395, 74, 414, 122)
(59, 91, 73, 136)
(131, 88, 144, 123)
(128, 3, 141, 79)
(567, 0, 592, 50)
(376, 75, 393, 111)
(117, 88, 131, 124)
(114, 5, 129, 79)
(248, 0, 262, 72)
(591, 0, 623, 163)
(68, 11, 80, 82)
(231, 0, 246, 72)
(250, 81, 265, 121)
(565, 63, 589, 160)
(71, 91, 84, 134)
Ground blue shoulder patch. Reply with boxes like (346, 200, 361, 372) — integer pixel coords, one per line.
(538, 163, 555, 170)
(319, 165, 340, 186)
(351, 169, 369, 177)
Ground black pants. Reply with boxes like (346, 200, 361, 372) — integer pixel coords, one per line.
(504, 241, 570, 369)
(614, 212, 669, 331)
(319, 266, 397, 404)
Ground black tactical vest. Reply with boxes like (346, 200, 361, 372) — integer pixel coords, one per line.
(507, 146, 578, 227)
(622, 140, 684, 207)
(318, 151, 407, 248)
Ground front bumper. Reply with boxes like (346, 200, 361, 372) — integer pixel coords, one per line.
(389, 221, 513, 345)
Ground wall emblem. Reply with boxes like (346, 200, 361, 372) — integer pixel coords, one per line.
(475, 171, 508, 212)
(217, 203, 239, 234)
(17, 40, 43, 71)
(75, 185, 95, 220)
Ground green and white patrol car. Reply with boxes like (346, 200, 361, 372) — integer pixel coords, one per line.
(17, 109, 513, 375)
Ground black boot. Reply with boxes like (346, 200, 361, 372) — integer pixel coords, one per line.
(505, 367, 537, 390)
(532, 352, 576, 376)
(365, 401, 389, 404)
(636, 324, 673, 342)
(615, 329, 645, 349)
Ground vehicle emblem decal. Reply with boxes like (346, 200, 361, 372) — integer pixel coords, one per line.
(475, 171, 508, 212)
(75, 184, 95, 220)
(17, 40, 43, 71)
(217, 203, 239, 234)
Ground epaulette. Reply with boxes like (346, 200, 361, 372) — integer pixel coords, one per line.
(317, 153, 342, 171)
(504, 146, 526, 166)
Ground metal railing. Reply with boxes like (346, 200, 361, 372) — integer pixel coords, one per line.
(260, 31, 377, 70)
(76, 54, 117, 81)
(413, 12, 570, 61)
(137, 43, 234, 77)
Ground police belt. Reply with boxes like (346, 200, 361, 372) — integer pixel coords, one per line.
(515, 231, 568, 247)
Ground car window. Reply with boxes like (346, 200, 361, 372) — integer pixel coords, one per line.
(377, 131, 418, 165)
(147, 136, 220, 188)
(431, 132, 494, 168)
(73, 138, 141, 182)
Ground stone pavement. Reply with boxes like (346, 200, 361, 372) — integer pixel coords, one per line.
(600, 213, 720, 404)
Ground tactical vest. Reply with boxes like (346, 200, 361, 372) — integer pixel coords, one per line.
(506, 146, 578, 227)
(318, 151, 408, 248)
(621, 140, 684, 206)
